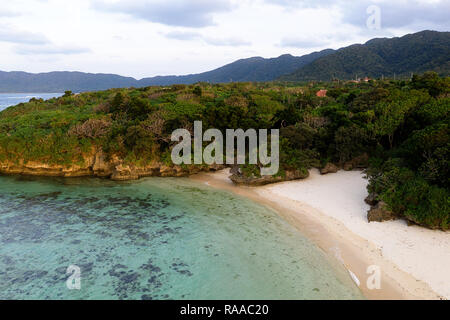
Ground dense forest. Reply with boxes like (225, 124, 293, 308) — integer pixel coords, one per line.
(280, 30, 450, 81)
(0, 72, 448, 230)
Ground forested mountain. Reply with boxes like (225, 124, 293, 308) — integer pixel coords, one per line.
(280, 31, 450, 81)
(138, 50, 334, 85)
(0, 50, 333, 92)
(0, 30, 448, 92)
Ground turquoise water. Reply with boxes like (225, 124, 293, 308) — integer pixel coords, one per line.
(0, 93, 63, 111)
(0, 175, 364, 300)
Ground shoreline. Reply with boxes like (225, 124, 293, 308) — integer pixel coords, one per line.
(191, 169, 448, 300)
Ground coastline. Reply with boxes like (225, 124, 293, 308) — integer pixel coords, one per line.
(191, 169, 449, 300)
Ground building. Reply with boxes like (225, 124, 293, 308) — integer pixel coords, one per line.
(316, 89, 327, 97)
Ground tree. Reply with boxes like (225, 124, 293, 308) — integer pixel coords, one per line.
(63, 90, 73, 97)
(68, 119, 111, 139)
(334, 124, 368, 163)
(281, 123, 316, 150)
(411, 72, 447, 97)
(372, 98, 414, 149)
(111, 92, 124, 113)
(193, 86, 202, 97)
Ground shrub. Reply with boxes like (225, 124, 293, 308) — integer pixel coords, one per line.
(68, 119, 111, 139)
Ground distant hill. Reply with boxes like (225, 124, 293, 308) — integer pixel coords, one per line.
(1, 30, 449, 92)
(0, 71, 137, 93)
(0, 49, 333, 93)
(138, 50, 334, 86)
(280, 30, 450, 81)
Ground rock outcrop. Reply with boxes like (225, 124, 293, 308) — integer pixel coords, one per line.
(320, 154, 369, 175)
(367, 201, 396, 222)
(0, 148, 225, 181)
(343, 153, 369, 171)
(364, 193, 379, 206)
(230, 169, 309, 186)
(320, 163, 339, 175)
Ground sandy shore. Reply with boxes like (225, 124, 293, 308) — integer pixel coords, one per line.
(191, 169, 449, 300)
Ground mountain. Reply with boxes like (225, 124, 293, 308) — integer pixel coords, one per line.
(280, 30, 450, 81)
(0, 71, 137, 93)
(1, 30, 448, 92)
(138, 50, 334, 85)
(0, 49, 334, 93)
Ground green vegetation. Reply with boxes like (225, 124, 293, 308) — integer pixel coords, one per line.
(281, 30, 450, 81)
(0, 72, 448, 230)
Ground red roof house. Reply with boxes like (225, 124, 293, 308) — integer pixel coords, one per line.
(316, 89, 327, 97)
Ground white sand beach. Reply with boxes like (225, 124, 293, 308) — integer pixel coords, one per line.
(192, 169, 450, 300)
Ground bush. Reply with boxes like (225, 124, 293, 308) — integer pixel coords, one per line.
(193, 86, 202, 97)
(68, 118, 111, 139)
(368, 163, 449, 230)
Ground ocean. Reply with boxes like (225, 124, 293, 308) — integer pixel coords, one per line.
(0, 93, 63, 112)
(0, 175, 364, 300)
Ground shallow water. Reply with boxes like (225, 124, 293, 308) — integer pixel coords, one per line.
(0, 93, 63, 111)
(0, 175, 364, 300)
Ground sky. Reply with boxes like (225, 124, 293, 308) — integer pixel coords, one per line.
(0, 0, 448, 79)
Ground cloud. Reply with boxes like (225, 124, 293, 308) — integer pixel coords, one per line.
(202, 36, 251, 46)
(14, 44, 91, 55)
(342, 0, 450, 30)
(265, 0, 329, 8)
(279, 37, 330, 48)
(92, 0, 234, 28)
(0, 24, 49, 45)
(0, 8, 20, 17)
(165, 31, 202, 41)
(264, 0, 450, 30)
(163, 30, 251, 46)
(0, 23, 90, 56)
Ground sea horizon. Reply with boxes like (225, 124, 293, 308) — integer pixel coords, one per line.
(0, 93, 63, 112)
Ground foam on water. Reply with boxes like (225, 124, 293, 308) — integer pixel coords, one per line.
(0, 175, 364, 300)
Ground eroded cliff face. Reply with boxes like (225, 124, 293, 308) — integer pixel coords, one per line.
(0, 149, 369, 184)
(0, 148, 225, 181)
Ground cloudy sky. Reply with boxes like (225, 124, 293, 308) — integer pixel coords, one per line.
(0, 0, 448, 78)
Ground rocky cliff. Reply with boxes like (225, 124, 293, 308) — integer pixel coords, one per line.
(0, 148, 224, 181)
